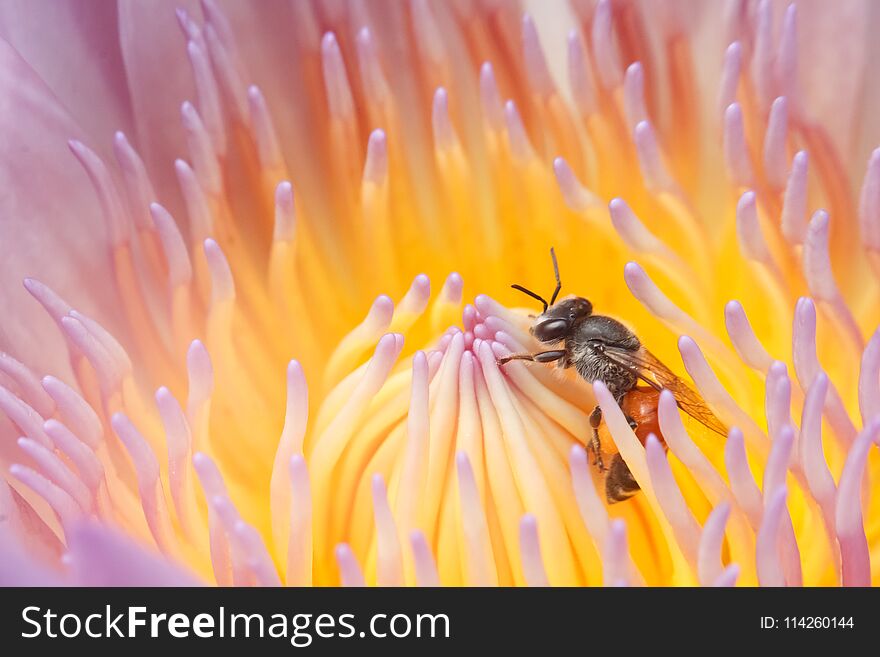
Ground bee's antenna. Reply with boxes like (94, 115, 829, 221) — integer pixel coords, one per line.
(510, 284, 548, 313)
(549, 247, 562, 305)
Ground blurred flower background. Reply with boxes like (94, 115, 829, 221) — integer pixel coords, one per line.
(0, 0, 879, 587)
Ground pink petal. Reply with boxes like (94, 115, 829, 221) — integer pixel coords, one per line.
(0, 40, 121, 377)
(116, 0, 200, 219)
(67, 521, 203, 586)
(0, 1, 134, 155)
(782, 0, 870, 161)
(0, 528, 63, 586)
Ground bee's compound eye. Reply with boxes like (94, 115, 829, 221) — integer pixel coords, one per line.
(533, 318, 569, 342)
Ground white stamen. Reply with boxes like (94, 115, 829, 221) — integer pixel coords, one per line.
(321, 32, 355, 120)
(569, 445, 609, 548)
(410, 0, 445, 71)
(9, 464, 80, 533)
(18, 437, 92, 513)
(645, 434, 701, 565)
(0, 353, 54, 418)
(335, 543, 366, 586)
(858, 148, 880, 252)
(43, 419, 104, 498)
(68, 140, 130, 246)
(356, 27, 391, 107)
(764, 363, 793, 445)
(202, 22, 247, 120)
(150, 203, 193, 287)
(112, 132, 157, 230)
(522, 14, 554, 98)
(456, 451, 497, 586)
(175, 7, 202, 45)
(803, 211, 864, 351)
(203, 238, 235, 304)
(736, 190, 772, 264)
(723, 301, 774, 372)
(756, 487, 787, 586)
(623, 62, 648, 129)
(724, 427, 764, 531)
(155, 387, 199, 541)
(717, 42, 742, 120)
(69, 310, 132, 375)
(187, 40, 226, 156)
(432, 87, 457, 150)
(602, 519, 631, 586)
(111, 413, 177, 555)
(678, 336, 766, 447)
(780, 150, 809, 246)
(591, 0, 622, 90)
(723, 103, 752, 186)
(41, 376, 102, 449)
(273, 181, 296, 243)
(181, 101, 222, 197)
(22, 278, 72, 327)
(763, 97, 788, 189)
(363, 129, 387, 186)
(232, 517, 281, 587)
(762, 424, 793, 497)
(835, 420, 879, 586)
(247, 85, 285, 176)
(750, 0, 775, 111)
(634, 120, 674, 192)
(567, 30, 597, 117)
(554, 157, 601, 210)
(657, 391, 730, 505)
(799, 375, 837, 542)
(395, 351, 430, 539)
(59, 316, 121, 397)
(609, 198, 666, 254)
(776, 5, 799, 111)
(186, 340, 213, 439)
(479, 62, 505, 129)
(518, 514, 549, 587)
(792, 297, 857, 445)
(712, 564, 740, 587)
(371, 474, 403, 586)
(439, 272, 463, 304)
(504, 100, 534, 161)
(286, 455, 312, 586)
(859, 329, 880, 424)
(409, 530, 441, 586)
(697, 503, 730, 586)
(270, 360, 308, 563)
(192, 451, 232, 585)
(175, 159, 214, 242)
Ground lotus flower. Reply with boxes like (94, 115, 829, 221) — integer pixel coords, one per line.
(0, 0, 878, 588)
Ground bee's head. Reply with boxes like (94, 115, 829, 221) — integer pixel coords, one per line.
(531, 296, 593, 344)
(509, 247, 592, 344)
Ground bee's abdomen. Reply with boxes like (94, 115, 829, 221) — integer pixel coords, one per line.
(605, 454, 640, 503)
(621, 387, 663, 447)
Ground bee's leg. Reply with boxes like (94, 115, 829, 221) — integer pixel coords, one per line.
(497, 350, 566, 365)
(588, 405, 606, 472)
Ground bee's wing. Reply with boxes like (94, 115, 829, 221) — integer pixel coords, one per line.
(601, 345, 728, 437)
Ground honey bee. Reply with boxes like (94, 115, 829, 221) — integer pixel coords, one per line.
(498, 249, 727, 503)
